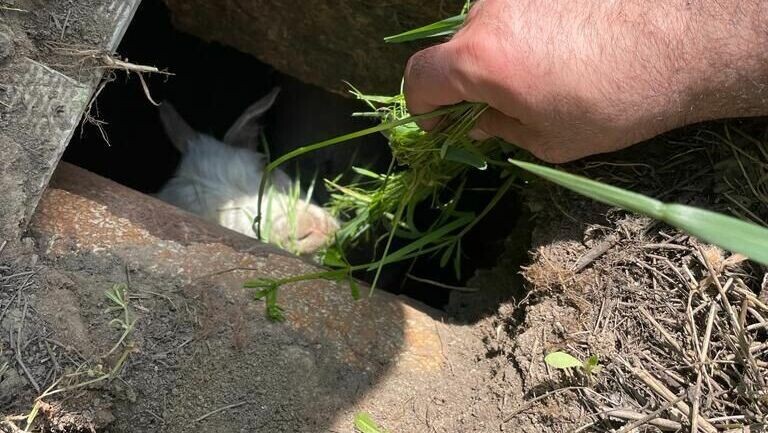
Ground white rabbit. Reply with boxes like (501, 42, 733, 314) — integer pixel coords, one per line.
(156, 88, 339, 254)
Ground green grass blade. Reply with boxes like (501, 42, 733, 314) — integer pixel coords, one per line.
(456, 172, 516, 238)
(366, 214, 473, 271)
(510, 160, 664, 219)
(384, 13, 466, 43)
(439, 243, 455, 268)
(354, 412, 387, 433)
(444, 147, 488, 170)
(510, 159, 768, 265)
(544, 351, 583, 369)
(663, 204, 768, 263)
(351, 166, 387, 179)
(265, 103, 473, 173)
(349, 277, 361, 300)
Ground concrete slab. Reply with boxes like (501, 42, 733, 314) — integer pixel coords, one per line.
(27, 162, 485, 431)
(163, 0, 451, 94)
(0, 0, 140, 243)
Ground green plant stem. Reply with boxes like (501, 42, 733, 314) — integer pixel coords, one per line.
(244, 221, 471, 292)
(370, 189, 412, 294)
(106, 320, 135, 356)
(244, 269, 347, 288)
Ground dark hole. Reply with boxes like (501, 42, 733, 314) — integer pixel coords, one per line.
(63, 0, 276, 193)
(63, 0, 527, 318)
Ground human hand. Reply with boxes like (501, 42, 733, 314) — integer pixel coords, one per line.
(404, 0, 767, 163)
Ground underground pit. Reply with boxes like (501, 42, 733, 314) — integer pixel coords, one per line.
(62, 0, 529, 316)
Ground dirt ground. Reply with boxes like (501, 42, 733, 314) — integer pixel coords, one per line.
(0, 248, 387, 432)
(1, 120, 765, 432)
(462, 121, 768, 431)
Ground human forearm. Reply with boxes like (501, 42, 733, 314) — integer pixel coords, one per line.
(403, 0, 768, 163)
(676, 0, 768, 122)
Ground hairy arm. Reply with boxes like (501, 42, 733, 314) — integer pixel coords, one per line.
(678, 0, 768, 121)
(404, 0, 768, 163)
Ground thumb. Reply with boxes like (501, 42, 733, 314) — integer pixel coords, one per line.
(404, 41, 467, 129)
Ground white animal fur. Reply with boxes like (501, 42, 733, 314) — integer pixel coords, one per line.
(156, 89, 339, 254)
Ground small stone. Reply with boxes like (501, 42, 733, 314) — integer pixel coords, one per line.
(0, 363, 29, 403)
(0, 31, 13, 62)
(93, 408, 116, 428)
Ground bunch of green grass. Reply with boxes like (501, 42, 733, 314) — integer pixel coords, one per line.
(247, 3, 510, 320)
(325, 89, 507, 258)
(249, 92, 517, 319)
(251, 88, 514, 295)
(248, 3, 768, 320)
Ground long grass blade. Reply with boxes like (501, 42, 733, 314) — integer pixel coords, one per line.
(510, 159, 768, 265)
(366, 214, 473, 271)
(384, 13, 466, 43)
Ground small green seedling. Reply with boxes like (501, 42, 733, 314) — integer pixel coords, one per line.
(247, 279, 286, 322)
(104, 283, 137, 356)
(545, 351, 602, 376)
(582, 354, 601, 375)
(354, 412, 388, 433)
(8, 287, 139, 432)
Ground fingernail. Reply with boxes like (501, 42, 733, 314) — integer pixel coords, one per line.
(468, 128, 491, 141)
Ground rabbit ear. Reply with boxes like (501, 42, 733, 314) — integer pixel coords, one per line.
(223, 87, 280, 149)
(158, 102, 198, 153)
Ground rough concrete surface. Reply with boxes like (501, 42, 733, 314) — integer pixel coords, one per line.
(3, 162, 498, 432)
(163, 0, 460, 94)
(0, 0, 139, 243)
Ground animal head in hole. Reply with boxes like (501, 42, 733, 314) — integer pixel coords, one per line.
(266, 200, 340, 254)
(156, 88, 339, 255)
